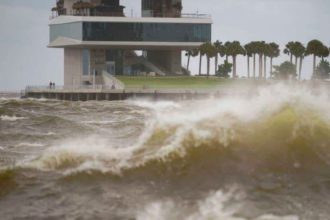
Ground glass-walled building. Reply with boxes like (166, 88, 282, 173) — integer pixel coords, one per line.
(49, 0, 212, 87)
(50, 20, 211, 43)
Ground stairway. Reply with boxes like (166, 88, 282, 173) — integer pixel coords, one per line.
(128, 56, 167, 76)
(102, 71, 125, 90)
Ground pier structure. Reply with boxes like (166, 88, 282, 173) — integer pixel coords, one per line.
(49, 0, 212, 89)
(24, 87, 217, 101)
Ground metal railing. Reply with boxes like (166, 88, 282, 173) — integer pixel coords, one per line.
(50, 11, 211, 20)
(24, 85, 221, 94)
(181, 13, 211, 19)
(25, 85, 108, 92)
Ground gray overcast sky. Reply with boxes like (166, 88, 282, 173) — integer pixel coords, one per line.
(0, 0, 329, 91)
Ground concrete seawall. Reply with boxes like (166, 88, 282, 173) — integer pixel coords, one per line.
(24, 90, 219, 101)
(22, 81, 330, 101)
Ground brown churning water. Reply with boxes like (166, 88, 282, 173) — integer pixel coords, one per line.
(0, 83, 330, 220)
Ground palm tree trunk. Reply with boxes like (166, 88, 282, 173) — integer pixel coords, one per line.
(295, 56, 298, 76)
(226, 55, 228, 62)
(270, 58, 273, 77)
(313, 55, 316, 76)
(290, 54, 293, 63)
(259, 54, 263, 79)
(247, 56, 250, 78)
(215, 54, 218, 75)
(299, 56, 303, 80)
(187, 54, 191, 71)
(253, 54, 256, 78)
(264, 55, 267, 79)
(233, 56, 236, 78)
(207, 56, 210, 77)
(199, 54, 202, 75)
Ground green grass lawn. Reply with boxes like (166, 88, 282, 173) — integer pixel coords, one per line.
(116, 76, 239, 89)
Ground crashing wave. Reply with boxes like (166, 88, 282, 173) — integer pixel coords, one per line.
(26, 83, 330, 176)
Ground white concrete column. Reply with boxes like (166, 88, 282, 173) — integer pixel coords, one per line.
(64, 48, 83, 88)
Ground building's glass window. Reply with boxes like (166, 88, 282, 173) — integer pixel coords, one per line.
(82, 22, 211, 42)
(82, 49, 90, 75)
(50, 22, 83, 42)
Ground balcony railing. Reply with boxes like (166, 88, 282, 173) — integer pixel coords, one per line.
(50, 12, 211, 20)
(181, 13, 211, 19)
(25, 85, 109, 92)
(50, 11, 125, 19)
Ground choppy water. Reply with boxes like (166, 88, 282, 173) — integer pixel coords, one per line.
(1, 83, 330, 220)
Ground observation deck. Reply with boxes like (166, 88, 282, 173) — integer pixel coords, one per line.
(49, 14, 212, 50)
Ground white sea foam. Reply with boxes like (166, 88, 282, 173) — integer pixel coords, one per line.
(256, 215, 299, 220)
(129, 109, 147, 114)
(0, 115, 26, 121)
(131, 100, 181, 110)
(0, 97, 20, 101)
(83, 120, 116, 125)
(137, 189, 243, 220)
(16, 143, 45, 148)
(113, 111, 122, 114)
(0, 97, 9, 101)
(137, 188, 298, 220)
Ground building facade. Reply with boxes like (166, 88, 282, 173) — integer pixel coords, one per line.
(49, 0, 212, 87)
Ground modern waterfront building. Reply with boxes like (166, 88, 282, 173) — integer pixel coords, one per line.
(49, 0, 212, 88)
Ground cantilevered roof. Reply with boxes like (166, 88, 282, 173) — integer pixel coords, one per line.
(48, 37, 204, 50)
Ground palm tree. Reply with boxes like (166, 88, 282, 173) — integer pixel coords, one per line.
(267, 43, 280, 77)
(185, 50, 192, 71)
(263, 43, 273, 79)
(198, 42, 215, 76)
(255, 41, 266, 79)
(244, 43, 254, 78)
(298, 51, 306, 80)
(224, 41, 231, 62)
(204, 43, 217, 77)
(185, 49, 198, 73)
(199, 43, 208, 75)
(306, 40, 326, 76)
(250, 41, 258, 78)
(320, 45, 330, 61)
(290, 42, 306, 79)
(217, 43, 227, 75)
(284, 41, 295, 63)
(226, 41, 246, 78)
(214, 41, 222, 74)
